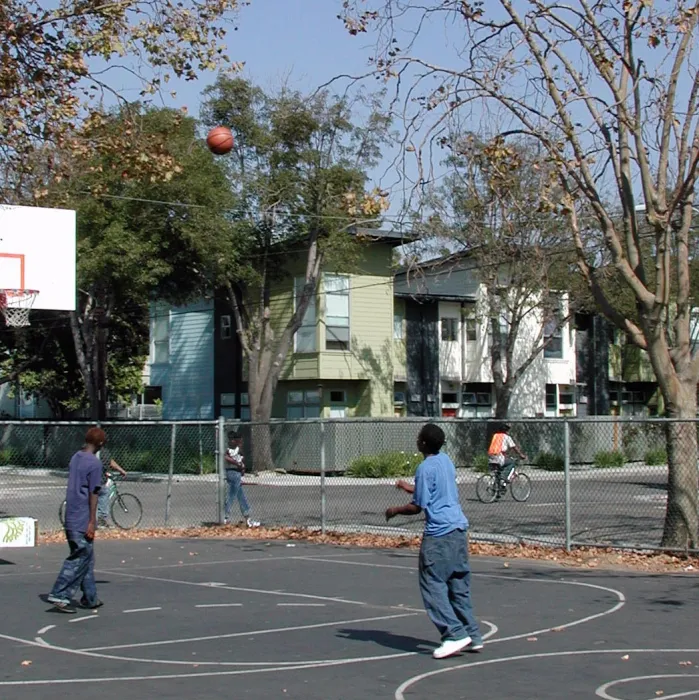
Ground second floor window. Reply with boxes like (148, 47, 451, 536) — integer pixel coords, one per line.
(544, 315, 563, 359)
(394, 310, 404, 340)
(325, 274, 350, 351)
(220, 314, 232, 340)
(294, 277, 317, 353)
(152, 307, 169, 364)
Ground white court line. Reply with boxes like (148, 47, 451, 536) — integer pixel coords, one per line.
(0, 558, 623, 681)
(40, 619, 497, 669)
(0, 641, 697, 688)
(36, 625, 55, 636)
(395, 650, 699, 700)
(69, 615, 98, 624)
(277, 603, 326, 607)
(98, 551, 375, 574)
(103, 569, 369, 607)
(0, 619, 498, 673)
(0, 551, 375, 579)
(81, 612, 419, 652)
(123, 607, 161, 614)
(299, 557, 414, 571)
(296, 556, 627, 645)
(195, 604, 243, 608)
(597, 674, 699, 700)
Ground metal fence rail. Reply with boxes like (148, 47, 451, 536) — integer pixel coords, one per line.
(0, 417, 695, 552)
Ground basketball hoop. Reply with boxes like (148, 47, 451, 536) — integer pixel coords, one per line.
(0, 289, 39, 327)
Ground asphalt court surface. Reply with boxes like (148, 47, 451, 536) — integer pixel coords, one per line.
(0, 538, 698, 699)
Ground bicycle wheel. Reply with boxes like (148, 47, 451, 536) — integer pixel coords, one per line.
(476, 474, 499, 503)
(110, 493, 143, 529)
(510, 473, 532, 502)
(58, 500, 66, 527)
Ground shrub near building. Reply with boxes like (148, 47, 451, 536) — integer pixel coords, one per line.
(348, 451, 422, 478)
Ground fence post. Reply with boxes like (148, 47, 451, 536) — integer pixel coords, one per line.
(217, 416, 226, 525)
(165, 423, 177, 526)
(563, 419, 571, 552)
(320, 420, 326, 536)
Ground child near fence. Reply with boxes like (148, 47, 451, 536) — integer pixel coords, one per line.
(223, 431, 260, 528)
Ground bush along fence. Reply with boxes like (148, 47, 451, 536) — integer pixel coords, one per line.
(0, 417, 697, 553)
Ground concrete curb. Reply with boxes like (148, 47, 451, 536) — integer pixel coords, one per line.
(0, 463, 668, 487)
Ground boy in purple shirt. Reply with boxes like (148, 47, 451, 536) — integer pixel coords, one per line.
(386, 423, 483, 659)
(47, 427, 106, 613)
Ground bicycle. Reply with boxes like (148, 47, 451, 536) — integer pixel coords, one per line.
(59, 473, 143, 530)
(476, 459, 532, 503)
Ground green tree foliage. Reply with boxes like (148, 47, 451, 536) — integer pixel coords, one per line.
(201, 76, 390, 468)
(1, 0, 243, 200)
(1, 106, 242, 416)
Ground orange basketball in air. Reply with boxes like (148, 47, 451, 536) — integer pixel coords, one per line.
(206, 126, 234, 155)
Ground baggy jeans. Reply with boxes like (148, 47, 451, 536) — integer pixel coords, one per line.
(48, 531, 98, 606)
(418, 528, 482, 643)
(224, 469, 250, 519)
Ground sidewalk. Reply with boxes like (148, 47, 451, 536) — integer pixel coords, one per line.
(0, 463, 667, 486)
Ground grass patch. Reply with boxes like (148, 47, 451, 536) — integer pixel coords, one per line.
(644, 447, 668, 466)
(0, 448, 26, 465)
(535, 452, 564, 471)
(472, 454, 490, 473)
(594, 450, 626, 468)
(347, 451, 422, 478)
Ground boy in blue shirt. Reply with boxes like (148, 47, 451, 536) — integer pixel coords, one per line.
(386, 423, 483, 659)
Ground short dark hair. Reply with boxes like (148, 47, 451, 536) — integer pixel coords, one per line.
(418, 423, 445, 454)
(228, 431, 241, 441)
(85, 427, 106, 447)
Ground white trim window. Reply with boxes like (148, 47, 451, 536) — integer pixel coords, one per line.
(325, 274, 350, 351)
(151, 306, 169, 365)
(464, 317, 477, 361)
(294, 277, 317, 353)
(393, 309, 404, 340)
(220, 314, 232, 340)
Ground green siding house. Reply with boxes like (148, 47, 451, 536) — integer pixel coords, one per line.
(149, 230, 410, 420)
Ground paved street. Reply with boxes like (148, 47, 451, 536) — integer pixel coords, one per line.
(0, 466, 669, 549)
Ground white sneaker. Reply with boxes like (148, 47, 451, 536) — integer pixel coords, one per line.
(432, 637, 472, 659)
(246, 518, 260, 528)
(466, 641, 484, 652)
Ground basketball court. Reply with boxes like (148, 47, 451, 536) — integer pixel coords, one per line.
(0, 538, 697, 699)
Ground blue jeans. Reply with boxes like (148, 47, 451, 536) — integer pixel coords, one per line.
(48, 531, 98, 606)
(224, 469, 250, 519)
(419, 529, 482, 643)
(97, 487, 110, 520)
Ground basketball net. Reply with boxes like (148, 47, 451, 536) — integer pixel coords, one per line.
(0, 289, 39, 327)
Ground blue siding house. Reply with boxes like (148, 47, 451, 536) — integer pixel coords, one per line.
(148, 300, 215, 419)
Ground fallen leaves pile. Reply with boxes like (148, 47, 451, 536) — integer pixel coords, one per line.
(37, 525, 699, 573)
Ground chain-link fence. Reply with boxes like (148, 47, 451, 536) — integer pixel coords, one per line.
(0, 417, 696, 552)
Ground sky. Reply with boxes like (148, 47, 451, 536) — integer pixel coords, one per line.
(108, 0, 456, 230)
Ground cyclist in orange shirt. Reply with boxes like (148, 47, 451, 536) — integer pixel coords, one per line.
(487, 423, 527, 499)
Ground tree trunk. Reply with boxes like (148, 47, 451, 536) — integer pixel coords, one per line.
(493, 384, 513, 420)
(69, 311, 99, 419)
(661, 379, 698, 550)
(249, 383, 275, 473)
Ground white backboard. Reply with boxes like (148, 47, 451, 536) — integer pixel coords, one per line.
(0, 205, 76, 311)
